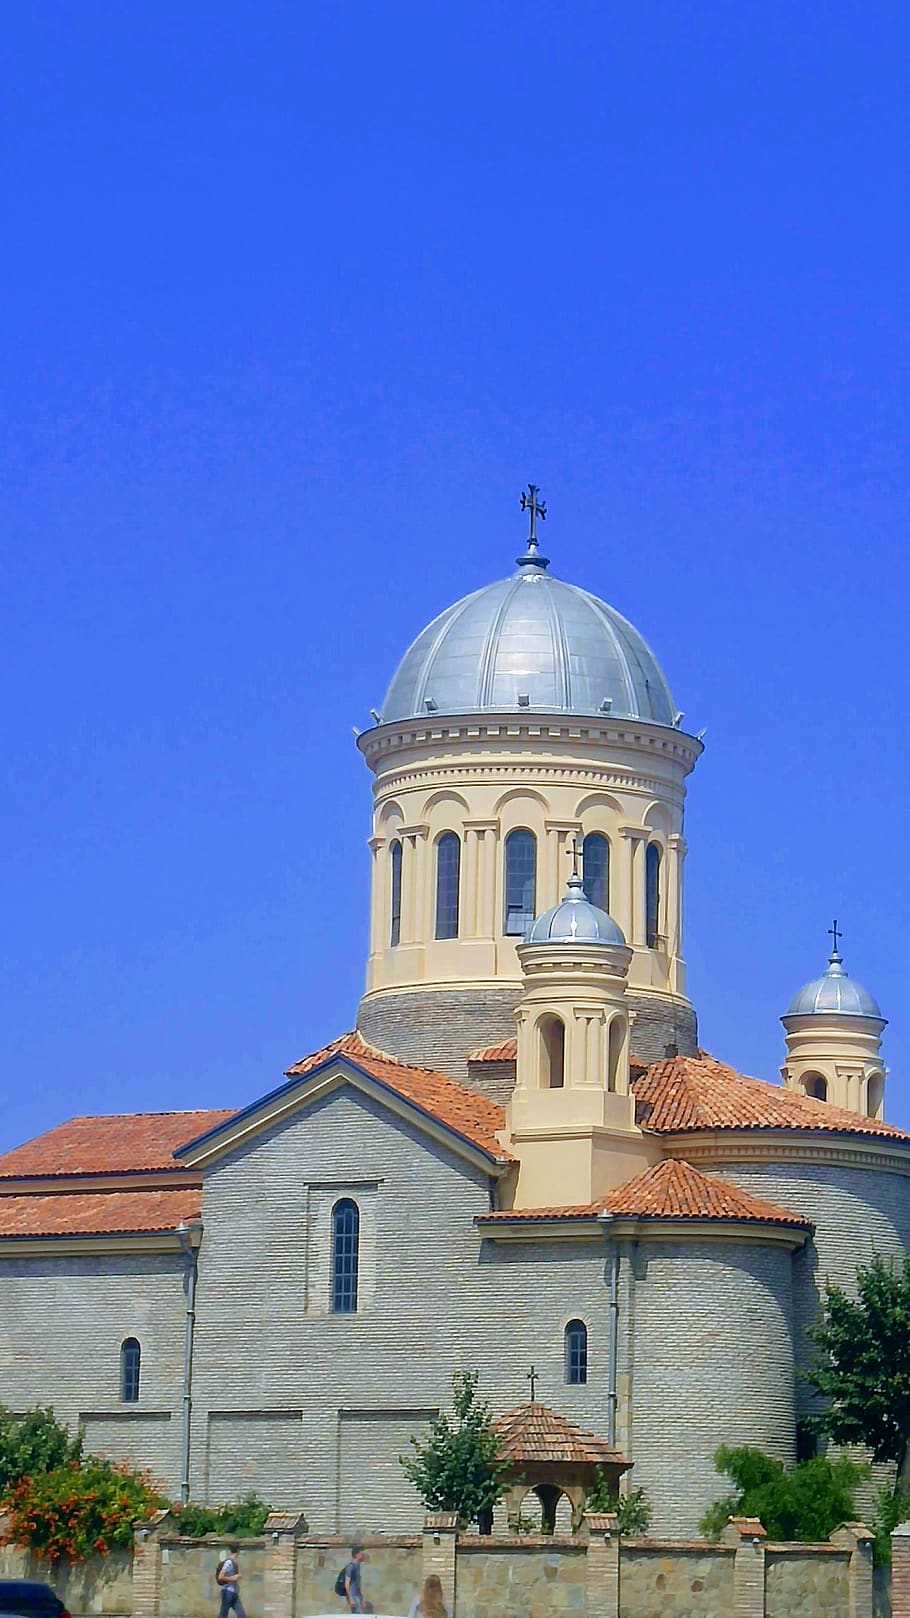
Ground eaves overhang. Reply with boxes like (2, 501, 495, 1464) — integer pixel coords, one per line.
(176, 1056, 508, 1177)
(662, 1129, 910, 1177)
(474, 1213, 810, 1251)
(0, 1226, 202, 1257)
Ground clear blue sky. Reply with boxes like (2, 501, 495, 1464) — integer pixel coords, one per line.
(2, 2, 909, 1150)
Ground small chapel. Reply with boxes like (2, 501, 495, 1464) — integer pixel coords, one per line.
(0, 490, 905, 1538)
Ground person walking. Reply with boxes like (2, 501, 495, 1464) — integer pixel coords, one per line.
(342, 1545, 368, 1613)
(407, 1574, 447, 1618)
(216, 1543, 246, 1618)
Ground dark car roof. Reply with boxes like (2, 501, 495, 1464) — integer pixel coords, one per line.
(0, 1585, 63, 1609)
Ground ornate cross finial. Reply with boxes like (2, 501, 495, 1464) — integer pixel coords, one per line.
(520, 484, 547, 546)
(828, 919, 842, 956)
(527, 1364, 538, 1401)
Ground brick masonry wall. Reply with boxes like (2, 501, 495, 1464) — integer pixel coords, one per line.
(623, 1239, 796, 1536)
(0, 1251, 186, 1486)
(357, 987, 698, 1079)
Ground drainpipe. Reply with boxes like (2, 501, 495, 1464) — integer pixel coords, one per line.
(176, 1220, 201, 1505)
(598, 1213, 620, 1446)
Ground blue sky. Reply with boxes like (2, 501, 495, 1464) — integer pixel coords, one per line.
(2, 1, 909, 1149)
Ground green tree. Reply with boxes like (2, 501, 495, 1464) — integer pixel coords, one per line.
(807, 1253, 910, 1489)
(2, 1458, 166, 1561)
(0, 1405, 83, 1492)
(585, 1469, 652, 1534)
(400, 1370, 508, 1526)
(699, 1446, 861, 1542)
(174, 1493, 272, 1538)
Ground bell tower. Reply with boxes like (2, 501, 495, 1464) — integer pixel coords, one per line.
(781, 926, 887, 1118)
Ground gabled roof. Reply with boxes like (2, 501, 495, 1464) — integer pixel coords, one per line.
(633, 1053, 909, 1140)
(494, 1402, 630, 1469)
(476, 1157, 812, 1230)
(281, 1031, 510, 1161)
(0, 1110, 235, 1179)
(0, 1187, 201, 1238)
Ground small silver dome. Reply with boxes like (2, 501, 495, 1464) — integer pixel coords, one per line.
(526, 874, 627, 946)
(380, 545, 677, 726)
(787, 952, 883, 1019)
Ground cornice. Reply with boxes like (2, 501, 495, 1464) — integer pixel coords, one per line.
(360, 713, 701, 773)
(373, 761, 687, 804)
(0, 1229, 197, 1257)
(474, 1214, 807, 1250)
(663, 1131, 910, 1178)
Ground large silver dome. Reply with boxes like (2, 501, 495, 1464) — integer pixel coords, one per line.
(380, 546, 678, 725)
(786, 951, 883, 1020)
(526, 874, 626, 947)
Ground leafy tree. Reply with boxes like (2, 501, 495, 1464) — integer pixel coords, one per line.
(699, 1445, 861, 1542)
(401, 1370, 508, 1526)
(1, 1458, 166, 1561)
(870, 1484, 910, 1566)
(0, 1405, 83, 1492)
(585, 1469, 651, 1534)
(807, 1253, 910, 1489)
(174, 1492, 272, 1538)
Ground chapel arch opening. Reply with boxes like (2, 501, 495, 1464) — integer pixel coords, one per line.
(867, 1071, 884, 1118)
(607, 1018, 625, 1093)
(538, 1015, 566, 1089)
(802, 1072, 828, 1102)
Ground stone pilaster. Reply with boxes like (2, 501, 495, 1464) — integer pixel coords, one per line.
(829, 1523, 874, 1618)
(583, 1512, 619, 1618)
(422, 1513, 458, 1616)
(891, 1522, 910, 1618)
(132, 1510, 174, 1618)
(722, 1516, 766, 1618)
(263, 1512, 307, 1618)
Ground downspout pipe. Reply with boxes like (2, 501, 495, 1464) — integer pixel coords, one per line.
(176, 1221, 201, 1505)
(598, 1212, 620, 1447)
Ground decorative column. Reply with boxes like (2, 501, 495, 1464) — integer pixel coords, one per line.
(583, 1512, 619, 1618)
(619, 828, 647, 947)
(367, 835, 385, 955)
(545, 821, 580, 909)
(400, 824, 429, 944)
(422, 1513, 458, 1617)
(722, 1516, 766, 1618)
(263, 1512, 308, 1618)
(667, 833, 686, 989)
(464, 820, 497, 937)
(132, 1510, 174, 1618)
(829, 1523, 874, 1618)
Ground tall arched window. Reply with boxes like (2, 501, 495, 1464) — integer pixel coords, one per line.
(565, 1320, 588, 1385)
(645, 843, 661, 948)
(582, 833, 610, 912)
(539, 1015, 566, 1089)
(389, 840, 402, 947)
(120, 1337, 141, 1403)
(434, 833, 461, 939)
(331, 1198, 360, 1314)
(504, 829, 537, 935)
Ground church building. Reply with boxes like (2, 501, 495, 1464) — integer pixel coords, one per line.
(0, 491, 905, 1538)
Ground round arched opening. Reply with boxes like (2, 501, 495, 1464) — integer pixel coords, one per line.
(867, 1071, 884, 1118)
(607, 1018, 625, 1093)
(802, 1072, 827, 1102)
(538, 1015, 566, 1089)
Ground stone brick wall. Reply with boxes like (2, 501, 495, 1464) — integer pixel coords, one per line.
(158, 1538, 265, 1618)
(0, 1543, 133, 1615)
(295, 1536, 421, 1615)
(765, 1544, 850, 1618)
(619, 1540, 734, 1618)
(457, 1534, 587, 1617)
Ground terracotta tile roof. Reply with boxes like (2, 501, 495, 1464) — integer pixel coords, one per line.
(0, 1188, 201, 1238)
(476, 1157, 812, 1230)
(284, 1030, 511, 1160)
(633, 1053, 909, 1140)
(467, 1039, 517, 1063)
(0, 1110, 236, 1180)
(494, 1402, 630, 1469)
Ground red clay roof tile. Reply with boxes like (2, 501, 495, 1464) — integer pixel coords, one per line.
(633, 1053, 908, 1139)
(0, 1188, 201, 1238)
(0, 1111, 235, 1179)
(467, 1039, 517, 1063)
(494, 1402, 630, 1468)
(476, 1158, 812, 1229)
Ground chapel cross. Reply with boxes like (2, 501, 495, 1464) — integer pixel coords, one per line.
(829, 919, 842, 955)
(520, 484, 547, 548)
(527, 1364, 539, 1401)
(569, 835, 584, 879)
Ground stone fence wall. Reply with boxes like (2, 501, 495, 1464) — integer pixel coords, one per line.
(0, 1509, 882, 1617)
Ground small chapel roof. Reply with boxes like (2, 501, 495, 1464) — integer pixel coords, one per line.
(633, 1053, 908, 1139)
(476, 1157, 813, 1230)
(0, 1186, 202, 1238)
(493, 1401, 630, 1469)
(0, 1109, 235, 1179)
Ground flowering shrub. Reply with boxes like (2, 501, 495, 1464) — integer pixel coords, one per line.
(1, 1458, 167, 1561)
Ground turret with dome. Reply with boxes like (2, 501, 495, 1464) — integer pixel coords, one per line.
(356, 487, 702, 1079)
(781, 925, 887, 1118)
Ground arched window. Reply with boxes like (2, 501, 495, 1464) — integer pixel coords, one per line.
(565, 1319, 587, 1385)
(803, 1073, 827, 1101)
(582, 833, 610, 912)
(539, 1015, 565, 1089)
(504, 829, 537, 935)
(389, 840, 402, 947)
(434, 833, 461, 940)
(645, 844, 661, 948)
(607, 1018, 625, 1093)
(120, 1337, 141, 1403)
(867, 1072, 884, 1118)
(331, 1198, 360, 1314)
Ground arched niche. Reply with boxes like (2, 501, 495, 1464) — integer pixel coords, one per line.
(607, 1017, 625, 1092)
(802, 1072, 828, 1102)
(867, 1071, 885, 1118)
(538, 1014, 566, 1089)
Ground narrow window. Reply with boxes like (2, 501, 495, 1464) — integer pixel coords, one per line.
(582, 833, 610, 912)
(803, 1073, 827, 1102)
(120, 1337, 141, 1403)
(504, 829, 537, 935)
(539, 1015, 566, 1089)
(434, 833, 461, 940)
(389, 840, 402, 947)
(331, 1198, 360, 1314)
(867, 1073, 884, 1118)
(645, 843, 661, 948)
(565, 1320, 587, 1385)
(607, 1018, 625, 1093)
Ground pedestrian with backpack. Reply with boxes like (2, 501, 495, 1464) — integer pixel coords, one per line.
(216, 1542, 246, 1618)
(334, 1545, 368, 1612)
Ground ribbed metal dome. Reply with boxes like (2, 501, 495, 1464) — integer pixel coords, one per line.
(379, 548, 677, 726)
(525, 874, 626, 946)
(786, 952, 883, 1019)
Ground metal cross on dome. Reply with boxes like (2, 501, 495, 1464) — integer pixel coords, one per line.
(568, 835, 584, 879)
(828, 919, 843, 954)
(520, 484, 547, 547)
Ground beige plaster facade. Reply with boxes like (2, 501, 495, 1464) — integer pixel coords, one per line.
(781, 1008, 887, 1118)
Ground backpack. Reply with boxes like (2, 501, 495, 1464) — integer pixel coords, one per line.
(215, 1562, 227, 1587)
(334, 1566, 348, 1597)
